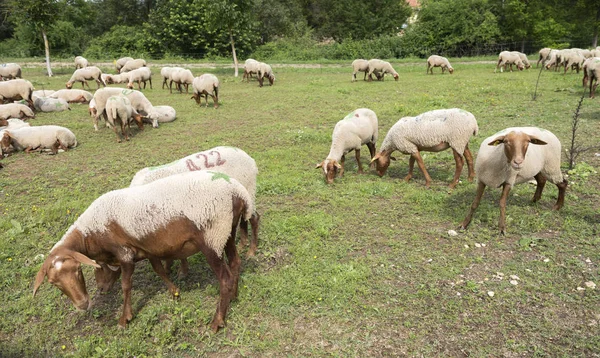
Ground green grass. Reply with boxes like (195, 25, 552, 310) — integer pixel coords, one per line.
(1, 60, 599, 357)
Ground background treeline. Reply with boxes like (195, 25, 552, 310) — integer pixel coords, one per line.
(0, 0, 598, 60)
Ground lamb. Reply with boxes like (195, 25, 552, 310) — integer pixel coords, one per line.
(152, 105, 176, 123)
(0, 103, 35, 120)
(65, 66, 106, 90)
(316, 108, 378, 184)
(74, 56, 89, 69)
(115, 57, 134, 72)
(169, 68, 194, 93)
(351, 59, 369, 81)
(0, 63, 22, 80)
(119, 59, 147, 73)
(510, 51, 531, 69)
(537, 47, 552, 67)
(105, 95, 144, 142)
(370, 108, 478, 189)
(48, 89, 93, 103)
(1, 125, 77, 155)
(33, 170, 253, 332)
(426, 55, 454, 74)
(584, 57, 600, 98)
(495, 51, 525, 73)
(243, 59, 260, 82)
(459, 127, 567, 234)
(367, 59, 399, 81)
(257, 62, 275, 87)
(92, 88, 161, 130)
(126, 67, 153, 90)
(34, 97, 71, 112)
(191, 74, 219, 108)
(0, 79, 34, 107)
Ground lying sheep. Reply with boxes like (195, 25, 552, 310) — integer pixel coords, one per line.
(92, 87, 161, 130)
(0, 79, 34, 107)
(48, 89, 93, 103)
(0, 103, 35, 120)
(459, 127, 567, 234)
(243, 59, 259, 82)
(126, 67, 153, 90)
(0, 63, 22, 80)
(119, 59, 146, 73)
(32, 90, 55, 101)
(495, 51, 525, 73)
(1, 125, 77, 155)
(170, 68, 194, 93)
(0, 118, 30, 131)
(105, 95, 144, 142)
(34, 97, 71, 112)
(115, 57, 134, 72)
(74, 56, 89, 69)
(66, 66, 106, 90)
(152, 105, 176, 123)
(33, 170, 253, 332)
(537, 47, 552, 67)
(371, 108, 478, 189)
(351, 59, 369, 82)
(191, 74, 219, 108)
(316, 108, 378, 184)
(257, 62, 275, 87)
(426, 55, 454, 74)
(367, 59, 399, 81)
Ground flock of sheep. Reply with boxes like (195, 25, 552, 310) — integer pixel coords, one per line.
(0, 46, 595, 331)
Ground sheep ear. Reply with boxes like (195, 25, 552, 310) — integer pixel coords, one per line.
(315, 162, 323, 169)
(528, 136, 547, 145)
(488, 136, 505, 146)
(71, 252, 101, 269)
(334, 161, 342, 169)
(33, 261, 49, 297)
(370, 153, 381, 163)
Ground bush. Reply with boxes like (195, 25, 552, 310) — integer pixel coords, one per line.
(83, 25, 151, 60)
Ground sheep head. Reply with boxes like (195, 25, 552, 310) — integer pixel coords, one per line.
(370, 151, 396, 177)
(0, 118, 8, 127)
(488, 131, 547, 170)
(316, 159, 342, 184)
(65, 82, 73, 89)
(132, 112, 145, 130)
(448, 67, 454, 74)
(0, 131, 12, 153)
(94, 263, 121, 293)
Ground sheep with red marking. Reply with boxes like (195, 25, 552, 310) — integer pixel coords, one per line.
(33, 170, 253, 332)
(460, 127, 567, 234)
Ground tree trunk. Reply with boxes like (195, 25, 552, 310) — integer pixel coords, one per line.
(594, 8, 600, 48)
(42, 29, 53, 77)
(230, 29, 238, 77)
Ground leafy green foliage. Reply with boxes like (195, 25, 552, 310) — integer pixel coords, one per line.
(83, 25, 152, 59)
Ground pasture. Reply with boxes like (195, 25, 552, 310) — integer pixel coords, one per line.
(0, 59, 599, 357)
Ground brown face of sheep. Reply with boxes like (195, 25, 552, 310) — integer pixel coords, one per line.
(488, 131, 547, 170)
(132, 113, 145, 130)
(191, 94, 201, 105)
(393, 73, 399, 81)
(316, 159, 341, 184)
(33, 251, 101, 311)
(370, 152, 396, 177)
(0, 118, 8, 127)
(1, 132, 11, 153)
(448, 67, 454, 74)
(94, 264, 121, 293)
(517, 63, 525, 71)
(65, 82, 73, 89)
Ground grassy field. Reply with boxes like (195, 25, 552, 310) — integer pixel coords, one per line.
(0, 59, 599, 357)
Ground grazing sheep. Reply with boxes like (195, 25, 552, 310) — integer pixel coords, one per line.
(243, 59, 260, 82)
(66, 66, 106, 90)
(169, 68, 194, 93)
(160, 66, 182, 89)
(115, 57, 134, 72)
(1, 125, 77, 155)
(316, 108, 378, 184)
(191, 74, 219, 108)
(367, 59, 399, 81)
(33, 170, 253, 332)
(105, 95, 144, 142)
(88, 98, 97, 118)
(104, 72, 131, 85)
(48, 89, 93, 103)
(537, 47, 552, 67)
(544, 49, 561, 71)
(34, 97, 71, 112)
(152, 105, 176, 123)
(119, 59, 147, 73)
(584, 57, 600, 98)
(74, 56, 89, 69)
(257, 62, 275, 87)
(351, 59, 369, 82)
(562, 50, 585, 74)
(126, 67, 153, 90)
(510, 51, 531, 69)
(92, 88, 161, 130)
(495, 51, 525, 73)
(371, 108, 478, 189)
(0, 63, 22, 80)
(0, 103, 35, 120)
(0, 79, 34, 107)
(426, 55, 454, 74)
(459, 127, 567, 234)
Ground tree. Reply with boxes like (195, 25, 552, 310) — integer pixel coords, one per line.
(8, 0, 59, 76)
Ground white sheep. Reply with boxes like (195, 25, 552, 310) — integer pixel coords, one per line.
(0, 103, 35, 120)
(584, 57, 600, 98)
(191, 74, 219, 108)
(257, 62, 275, 87)
(562, 50, 585, 74)
(510, 51, 531, 69)
(74, 56, 89, 69)
(1, 125, 77, 155)
(0, 63, 22, 80)
(426, 55, 454, 74)
(0, 118, 30, 131)
(119, 59, 147, 73)
(34, 97, 71, 112)
(243, 59, 260, 82)
(316, 108, 378, 184)
(371, 108, 478, 189)
(32, 90, 55, 101)
(66, 66, 106, 89)
(0, 79, 34, 107)
(126, 67, 153, 90)
(92, 87, 161, 130)
(48, 89, 93, 103)
(152, 105, 176, 123)
(495, 51, 525, 73)
(351, 59, 369, 82)
(169, 68, 194, 93)
(130, 146, 260, 258)
(537, 47, 552, 67)
(105, 95, 144, 142)
(115, 57, 134, 72)
(367, 59, 399, 81)
(459, 127, 567, 234)
(104, 72, 131, 85)
(33, 170, 253, 331)
(544, 49, 561, 71)
(160, 66, 182, 89)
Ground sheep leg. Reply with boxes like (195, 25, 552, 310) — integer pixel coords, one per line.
(532, 173, 547, 202)
(224, 224, 241, 299)
(203, 246, 235, 333)
(112, 123, 122, 143)
(169, 80, 175, 94)
(355, 148, 363, 173)
(362, 71, 367, 81)
(498, 183, 512, 235)
(118, 262, 135, 328)
(122, 120, 130, 141)
(148, 257, 180, 298)
(449, 148, 464, 189)
(50, 140, 60, 155)
(212, 93, 218, 109)
(162, 78, 168, 89)
(459, 181, 486, 230)
(339, 155, 345, 177)
(247, 212, 260, 257)
(404, 155, 416, 182)
(464, 145, 475, 181)
(367, 142, 376, 168)
(413, 151, 432, 187)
